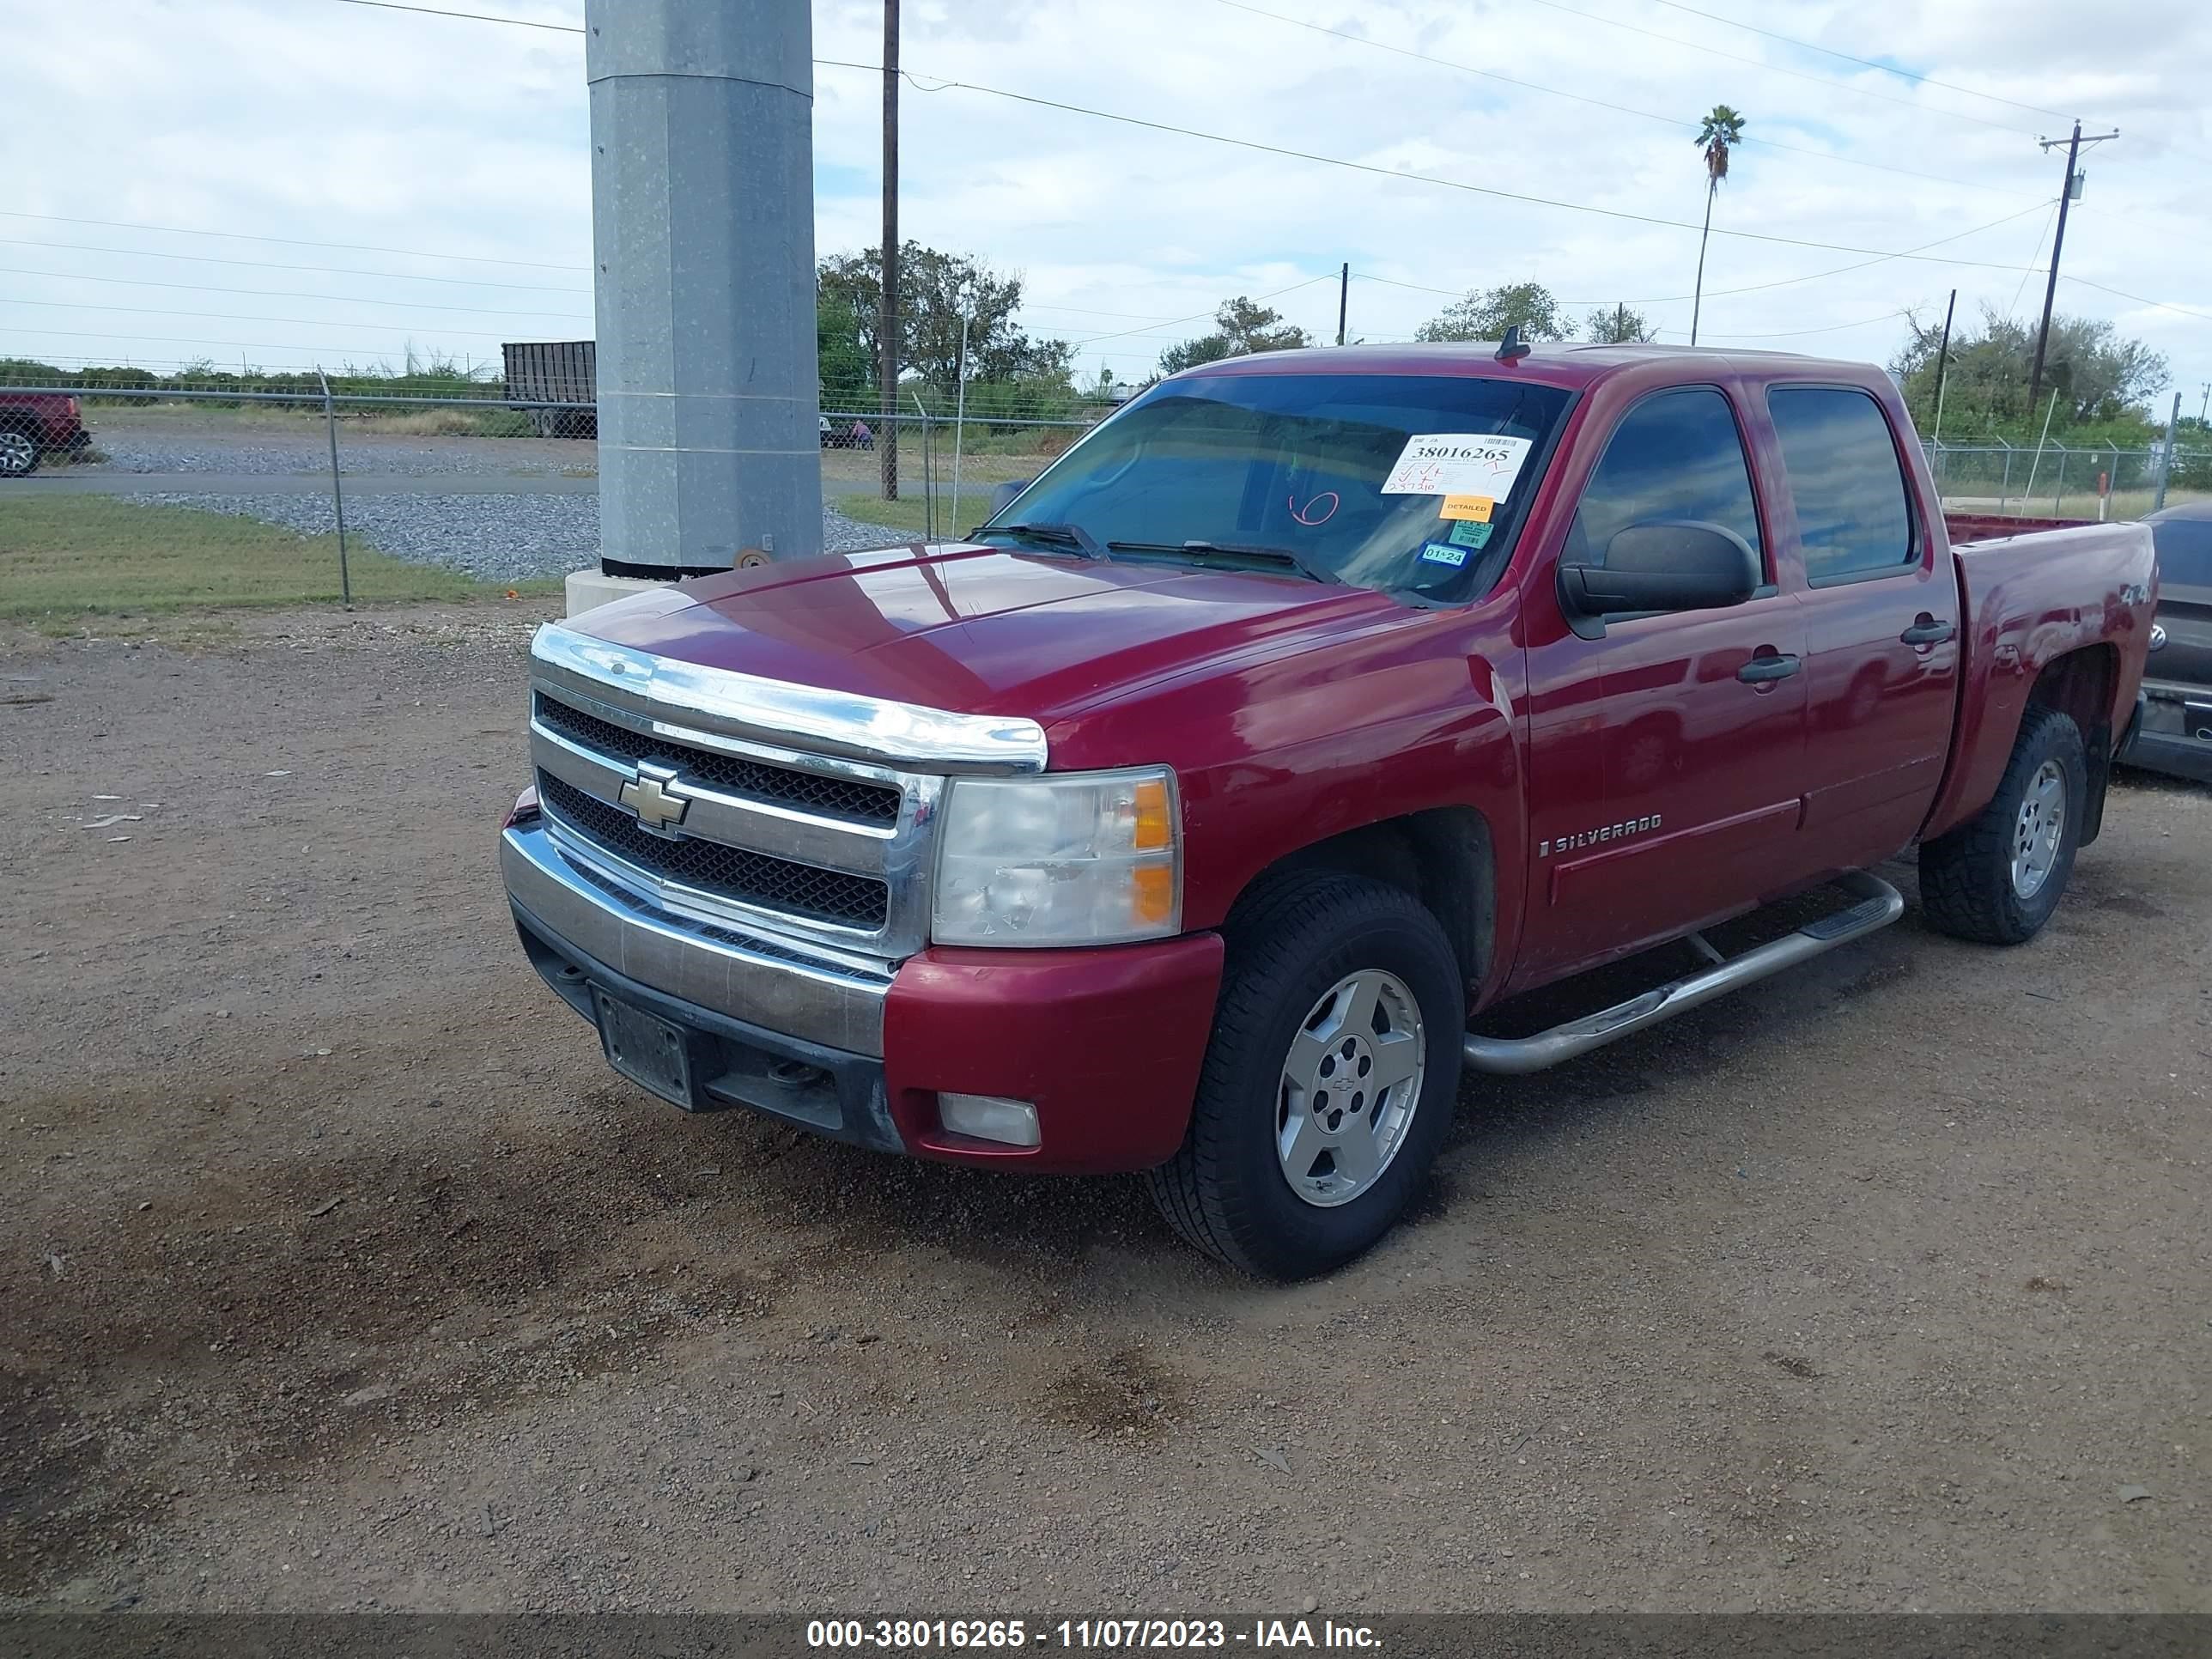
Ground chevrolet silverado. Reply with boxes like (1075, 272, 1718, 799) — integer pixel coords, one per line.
(499, 342, 2155, 1277)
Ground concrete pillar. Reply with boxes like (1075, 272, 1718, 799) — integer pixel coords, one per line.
(585, 0, 821, 576)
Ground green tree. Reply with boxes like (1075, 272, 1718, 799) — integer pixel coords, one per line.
(1690, 104, 1747, 346)
(816, 288, 871, 408)
(1583, 303, 1657, 343)
(1158, 296, 1314, 374)
(816, 243, 1074, 395)
(1890, 303, 2171, 432)
(1414, 282, 1575, 343)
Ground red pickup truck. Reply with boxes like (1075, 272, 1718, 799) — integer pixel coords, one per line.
(0, 391, 91, 477)
(500, 343, 2155, 1277)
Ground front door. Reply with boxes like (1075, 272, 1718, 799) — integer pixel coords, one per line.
(1765, 384, 1961, 872)
(1515, 385, 1808, 987)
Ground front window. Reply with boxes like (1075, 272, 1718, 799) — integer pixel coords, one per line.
(980, 371, 1573, 600)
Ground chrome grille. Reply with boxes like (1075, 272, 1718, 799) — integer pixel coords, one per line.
(537, 773, 890, 928)
(535, 693, 900, 826)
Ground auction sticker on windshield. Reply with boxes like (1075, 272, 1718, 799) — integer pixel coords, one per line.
(1381, 433, 1533, 497)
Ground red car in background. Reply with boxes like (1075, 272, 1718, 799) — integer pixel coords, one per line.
(0, 392, 92, 477)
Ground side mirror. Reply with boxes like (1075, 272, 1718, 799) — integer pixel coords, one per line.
(988, 479, 1031, 522)
(1558, 521, 1761, 620)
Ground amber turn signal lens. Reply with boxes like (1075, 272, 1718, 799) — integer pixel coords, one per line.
(1131, 777, 1173, 852)
(1131, 863, 1176, 925)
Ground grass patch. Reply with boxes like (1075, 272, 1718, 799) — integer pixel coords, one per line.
(837, 489, 1005, 539)
(348, 407, 536, 437)
(0, 495, 557, 623)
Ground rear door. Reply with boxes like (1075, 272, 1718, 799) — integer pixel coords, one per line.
(1515, 385, 1809, 985)
(1767, 384, 1960, 872)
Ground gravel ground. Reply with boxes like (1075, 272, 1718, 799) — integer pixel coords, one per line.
(137, 493, 898, 581)
(3, 606, 2208, 1617)
(98, 426, 589, 479)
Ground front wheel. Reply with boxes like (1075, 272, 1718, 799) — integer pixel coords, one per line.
(1918, 703, 2086, 945)
(1148, 873, 1463, 1279)
(0, 426, 40, 477)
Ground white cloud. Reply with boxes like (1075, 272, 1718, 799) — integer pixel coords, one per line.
(4, 0, 2205, 404)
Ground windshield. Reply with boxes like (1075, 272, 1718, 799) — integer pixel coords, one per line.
(978, 371, 1573, 599)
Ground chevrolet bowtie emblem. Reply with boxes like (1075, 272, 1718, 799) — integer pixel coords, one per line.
(618, 763, 690, 833)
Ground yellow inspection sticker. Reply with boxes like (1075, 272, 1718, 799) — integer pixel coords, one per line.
(1439, 494, 1494, 523)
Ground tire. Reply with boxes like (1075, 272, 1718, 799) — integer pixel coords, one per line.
(0, 424, 40, 477)
(1918, 703, 2087, 945)
(1148, 872, 1464, 1279)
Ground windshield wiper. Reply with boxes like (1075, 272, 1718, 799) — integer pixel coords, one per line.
(979, 520, 1109, 561)
(1109, 539, 1343, 586)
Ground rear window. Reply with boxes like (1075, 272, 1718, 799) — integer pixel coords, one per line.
(1767, 386, 1917, 584)
(2151, 516, 2212, 590)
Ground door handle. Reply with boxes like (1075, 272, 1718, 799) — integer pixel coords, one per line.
(1901, 617, 1955, 646)
(1736, 653, 1802, 684)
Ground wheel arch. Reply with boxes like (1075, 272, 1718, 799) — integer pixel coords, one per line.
(2027, 644, 2118, 845)
(1225, 805, 1497, 1003)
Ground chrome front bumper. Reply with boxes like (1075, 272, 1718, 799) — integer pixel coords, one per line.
(501, 818, 891, 1056)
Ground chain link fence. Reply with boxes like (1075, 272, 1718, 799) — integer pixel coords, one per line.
(0, 368, 1103, 591)
(9, 362, 2203, 603)
(1923, 440, 2209, 523)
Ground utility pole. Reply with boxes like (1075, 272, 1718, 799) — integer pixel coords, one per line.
(2199, 380, 2209, 425)
(583, 0, 820, 591)
(1335, 263, 1348, 347)
(1931, 289, 1957, 445)
(878, 0, 900, 501)
(2028, 121, 2119, 413)
(2154, 392, 2181, 513)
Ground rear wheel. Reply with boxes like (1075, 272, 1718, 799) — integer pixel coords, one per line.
(1148, 872, 1463, 1279)
(0, 424, 39, 477)
(1919, 703, 2086, 945)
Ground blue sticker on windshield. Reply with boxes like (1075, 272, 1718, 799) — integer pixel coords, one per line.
(1419, 541, 1468, 568)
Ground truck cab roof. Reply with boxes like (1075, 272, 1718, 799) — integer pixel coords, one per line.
(1181, 341, 1874, 395)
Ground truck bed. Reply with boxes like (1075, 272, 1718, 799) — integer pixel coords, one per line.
(1923, 519, 2158, 840)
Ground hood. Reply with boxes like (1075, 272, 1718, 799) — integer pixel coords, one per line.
(570, 541, 1403, 723)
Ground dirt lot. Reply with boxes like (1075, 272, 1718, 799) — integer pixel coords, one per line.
(3, 605, 2207, 1614)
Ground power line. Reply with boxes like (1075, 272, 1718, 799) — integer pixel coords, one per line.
(0, 264, 591, 321)
(307, 5, 2069, 270)
(0, 210, 590, 272)
(2058, 276, 2212, 324)
(2006, 200, 2063, 316)
(0, 238, 591, 295)
(1698, 309, 1911, 340)
(1205, 0, 2027, 199)
(1637, 0, 2080, 123)
(1, 326, 501, 358)
(3, 297, 582, 333)
(831, 62, 2053, 273)
(1352, 199, 2056, 312)
(1063, 275, 1338, 348)
(1510, 0, 2041, 137)
(324, 0, 580, 31)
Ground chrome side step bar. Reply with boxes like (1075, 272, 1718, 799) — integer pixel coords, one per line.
(1462, 872, 1905, 1077)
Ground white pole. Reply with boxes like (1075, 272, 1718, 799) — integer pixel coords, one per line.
(2020, 389, 2061, 516)
(951, 313, 969, 541)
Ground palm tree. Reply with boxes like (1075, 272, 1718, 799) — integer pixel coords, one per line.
(1690, 105, 1746, 347)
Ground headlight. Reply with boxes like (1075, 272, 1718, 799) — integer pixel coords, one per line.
(932, 767, 1181, 946)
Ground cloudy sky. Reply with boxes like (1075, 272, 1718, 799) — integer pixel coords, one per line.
(9, 0, 2209, 416)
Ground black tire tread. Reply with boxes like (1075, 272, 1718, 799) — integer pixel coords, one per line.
(1918, 703, 2084, 945)
(1147, 871, 1456, 1276)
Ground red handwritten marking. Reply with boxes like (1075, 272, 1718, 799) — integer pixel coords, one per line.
(1289, 490, 1340, 526)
